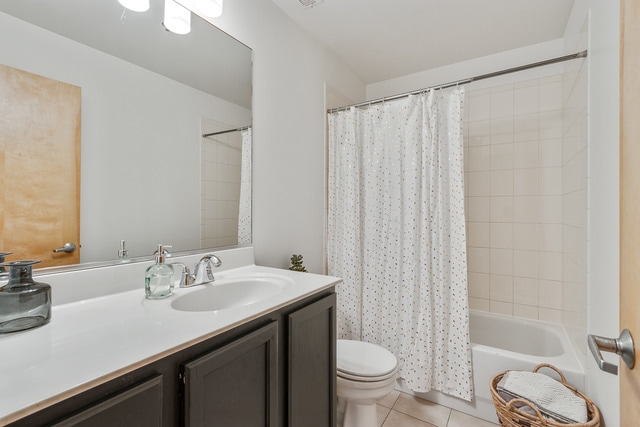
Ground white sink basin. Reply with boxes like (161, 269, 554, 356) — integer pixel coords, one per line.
(171, 275, 294, 312)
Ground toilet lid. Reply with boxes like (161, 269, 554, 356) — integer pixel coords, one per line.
(337, 339, 397, 378)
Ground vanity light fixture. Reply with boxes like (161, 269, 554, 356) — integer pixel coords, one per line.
(118, 0, 150, 12)
(195, 0, 223, 18)
(163, 0, 192, 34)
(117, 0, 223, 35)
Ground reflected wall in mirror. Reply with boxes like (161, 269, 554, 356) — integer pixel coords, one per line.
(0, 0, 252, 269)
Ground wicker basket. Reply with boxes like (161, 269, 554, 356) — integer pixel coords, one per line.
(490, 363, 600, 427)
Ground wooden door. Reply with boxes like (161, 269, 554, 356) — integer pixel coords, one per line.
(620, 0, 640, 424)
(0, 64, 81, 267)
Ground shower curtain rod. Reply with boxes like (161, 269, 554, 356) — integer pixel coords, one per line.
(328, 50, 588, 113)
(202, 125, 251, 138)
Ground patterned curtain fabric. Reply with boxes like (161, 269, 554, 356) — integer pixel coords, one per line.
(238, 128, 252, 245)
(327, 87, 473, 400)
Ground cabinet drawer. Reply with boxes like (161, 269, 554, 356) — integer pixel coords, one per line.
(52, 375, 163, 427)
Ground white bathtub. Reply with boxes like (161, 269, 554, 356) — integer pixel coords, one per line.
(401, 310, 585, 423)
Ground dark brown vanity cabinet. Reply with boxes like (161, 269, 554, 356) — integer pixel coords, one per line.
(50, 376, 164, 427)
(181, 322, 279, 427)
(181, 292, 337, 427)
(287, 294, 336, 427)
(7, 371, 167, 427)
(6, 290, 336, 427)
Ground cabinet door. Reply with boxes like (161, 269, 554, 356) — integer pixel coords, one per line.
(51, 375, 163, 427)
(182, 322, 278, 427)
(288, 293, 337, 427)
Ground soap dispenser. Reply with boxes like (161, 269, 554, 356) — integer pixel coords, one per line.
(145, 244, 174, 299)
(0, 260, 51, 333)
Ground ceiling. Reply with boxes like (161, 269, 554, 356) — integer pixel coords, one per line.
(271, 0, 576, 85)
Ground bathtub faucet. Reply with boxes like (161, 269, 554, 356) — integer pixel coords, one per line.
(173, 254, 222, 288)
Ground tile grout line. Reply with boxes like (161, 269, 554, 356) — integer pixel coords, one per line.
(384, 409, 440, 427)
(379, 407, 391, 427)
(378, 390, 499, 426)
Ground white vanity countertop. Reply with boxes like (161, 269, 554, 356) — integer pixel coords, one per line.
(0, 261, 340, 424)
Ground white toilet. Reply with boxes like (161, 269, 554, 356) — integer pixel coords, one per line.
(337, 339, 398, 427)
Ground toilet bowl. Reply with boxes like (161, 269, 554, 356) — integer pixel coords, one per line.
(337, 339, 398, 427)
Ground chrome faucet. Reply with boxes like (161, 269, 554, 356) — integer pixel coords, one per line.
(174, 254, 222, 288)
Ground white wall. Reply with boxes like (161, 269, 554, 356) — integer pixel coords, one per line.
(0, 11, 251, 262)
(561, 25, 589, 342)
(201, 0, 366, 273)
(565, 3, 620, 427)
(367, 39, 565, 100)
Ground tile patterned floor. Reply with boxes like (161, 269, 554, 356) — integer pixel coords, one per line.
(376, 391, 499, 427)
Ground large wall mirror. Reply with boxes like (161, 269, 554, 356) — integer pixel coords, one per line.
(0, 0, 252, 270)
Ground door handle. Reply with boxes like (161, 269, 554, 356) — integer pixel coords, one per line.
(587, 329, 635, 375)
(53, 242, 77, 254)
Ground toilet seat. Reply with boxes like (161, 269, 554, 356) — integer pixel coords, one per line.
(337, 339, 397, 381)
(337, 369, 396, 382)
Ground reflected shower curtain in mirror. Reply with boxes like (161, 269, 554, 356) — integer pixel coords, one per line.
(238, 128, 252, 244)
(327, 87, 473, 400)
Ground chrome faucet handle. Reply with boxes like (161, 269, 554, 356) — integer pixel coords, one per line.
(203, 254, 222, 268)
(117, 240, 128, 259)
(171, 262, 194, 288)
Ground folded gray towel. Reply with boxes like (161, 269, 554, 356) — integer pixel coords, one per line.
(497, 371, 587, 424)
(498, 390, 557, 422)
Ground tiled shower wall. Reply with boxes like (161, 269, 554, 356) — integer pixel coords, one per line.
(464, 65, 587, 327)
(201, 119, 242, 248)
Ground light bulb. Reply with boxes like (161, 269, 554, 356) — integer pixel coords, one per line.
(164, 0, 191, 34)
(195, 0, 223, 17)
(117, 0, 150, 12)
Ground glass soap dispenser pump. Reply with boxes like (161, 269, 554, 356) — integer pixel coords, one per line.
(0, 260, 51, 333)
(117, 240, 130, 263)
(145, 244, 174, 299)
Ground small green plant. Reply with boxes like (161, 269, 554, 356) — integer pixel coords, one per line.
(289, 254, 307, 272)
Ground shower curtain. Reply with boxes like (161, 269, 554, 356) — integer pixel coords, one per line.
(237, 128, 252, 244)
(327, 87, 473, 400)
